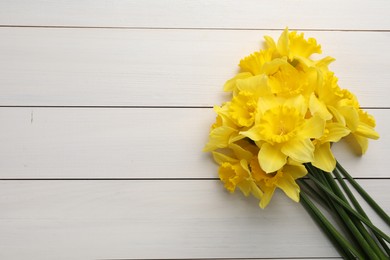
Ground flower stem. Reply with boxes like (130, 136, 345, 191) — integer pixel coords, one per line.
(323, 170, 385, 259)
(305, 165, 365, 251)
(299, 179, 331, 209)
(307, 172, 390, 243)
(333, 168, 390, 257)
(300, 190, 364, 259)
(336, 161, 390, 226)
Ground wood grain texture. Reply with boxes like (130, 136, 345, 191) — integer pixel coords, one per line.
(0, 108, 387, 179)
(0, 180, 388, 260)
(0, 28, 389, 107)
(0, 0, 389, 30)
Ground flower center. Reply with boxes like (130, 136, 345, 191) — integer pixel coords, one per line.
(259, 106, 304, 143)
(229, 91, 257, 127)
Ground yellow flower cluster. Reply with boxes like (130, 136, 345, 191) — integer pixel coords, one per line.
(204, 28, 379, 208)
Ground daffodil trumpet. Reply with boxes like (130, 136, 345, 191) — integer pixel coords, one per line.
(204, 28, 389, 258)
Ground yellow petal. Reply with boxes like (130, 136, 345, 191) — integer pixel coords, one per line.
(300, 115, 325, 139)
(214, 105, 236, 128)
(315, 56, 335, 70)
(312, 142, 336, 172)
(352, 134, 369, 155)
(250, 182, 263, 199)
(259, 186, 276, 209)
(276, 174, 300, 202)
(262, 58, 288, 75)
(328, 106, 346, 126)
(218, 163, 237, 193)
(229, 143, 253, 161)
(293, 56, 314, 68)
(229, 134, 246, 143)
(339, 106, 359, 131)
(256, 95, 279, 116)
(237, 160, 254, 196)
(239, 49, 274, 75)
(229, 91, 257, 127)
(324, 122, 350, 143)
(203, 126, 237, 151)
(238, 182, 251, 196)
(355, 123, 380, 140)
(281, 138, 314, 163)
(223, 72, 252, 92)
(258, 143, 287, 173)
(277, 28, 289, 57)
(236, 75, 271, 97)
(283, 162, 308, 179)
(264, 35, 276, 49)
(359, 109, 376, 128)
(288, 31, 322, 58)
(284, 94, 307, 116)
(309, 93, 332, 120)
(240, 125, 262, 142)
(212, 151, 238, 165)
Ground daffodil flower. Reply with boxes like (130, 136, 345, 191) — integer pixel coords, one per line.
(265, 27, 322, 61)
(312, 122, 350, 172)
(241, 95, 325, 173)
(204, 29, 388, 258)
(212, 143, 262, 200)
(205, 28, 379, 211)
(250, 157, 307, 208)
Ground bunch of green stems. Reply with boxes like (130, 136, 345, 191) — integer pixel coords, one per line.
(298, 162, 390, 259)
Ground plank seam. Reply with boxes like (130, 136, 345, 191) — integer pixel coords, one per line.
(0, 105, 214, 109)
(0, 25, 389, 32)
(99, 257, 342, 260)
(0, 178, 387, 181)
(0, 106, 388, 109)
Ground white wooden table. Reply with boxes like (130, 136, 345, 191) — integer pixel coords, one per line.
(0, 1, 389, 259)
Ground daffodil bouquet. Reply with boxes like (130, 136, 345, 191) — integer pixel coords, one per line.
(204, 28, 389, 259)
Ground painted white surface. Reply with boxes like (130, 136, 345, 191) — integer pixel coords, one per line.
(0, 1, 389, 259)
(0, 180, 389, 260)
(0, 0, 389, 30)
(0, 29, 389, 107)
(0, 108, 387, 179)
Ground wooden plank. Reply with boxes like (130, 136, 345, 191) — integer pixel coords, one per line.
(0, 29, 389, 107)
(0, 180, 388, 259)
(0, 108, 387, 179)
(0, 0, 389, 30)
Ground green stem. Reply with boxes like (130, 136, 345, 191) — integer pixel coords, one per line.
(306, 166, 365, 252)
(333, 168, 390, 258)
(324, 171, 383, 259)
(336, 161, 390, 226)
(307, 173, 390, 243)
(299, 179, 331, 209)
(300, 190, 364, 259)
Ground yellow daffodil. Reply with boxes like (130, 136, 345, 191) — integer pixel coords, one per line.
(212, 143, 263, 199)
(205, 28, 379, 214)
(241, 95, 325, 173)
(262, 58, 317, 99)
(250, 157, 307, 208)
(312, 122, 351, 172)
(223, 72, 252, 93)
(228, 75, 271, 127)
(203, 104, 243, 152)
(239, 49, 275, 76)
(229, 91, 258, 127)
(350, 109, 380, 154)
(265, 28, 322, 60)
(313, 71, 357, 124)
(312, 71, 379, 154)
